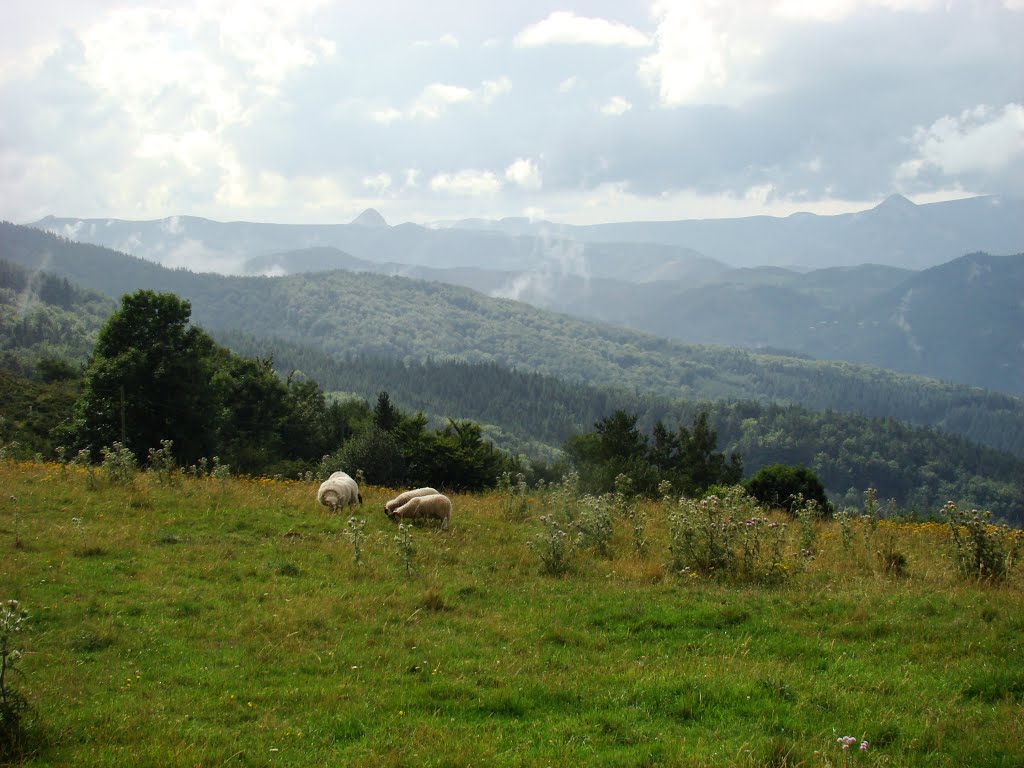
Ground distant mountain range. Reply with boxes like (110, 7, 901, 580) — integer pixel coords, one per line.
(228, 245, 1024, 395)
(3, 221, 1023, 463)
(30, 193, 1024, 276)
(440, 194, 1024, 270)
(24, 195, 1024, 394)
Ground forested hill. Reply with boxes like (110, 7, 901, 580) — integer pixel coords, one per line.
(1, 258, 116, 375)
(3, 221, 1023, 460)
(216, 333, 1024, 524)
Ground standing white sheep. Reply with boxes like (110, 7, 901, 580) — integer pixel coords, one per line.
(384, 487, 439, 515)
(317, 471, 363, 513)
(386, 493, 452, 530)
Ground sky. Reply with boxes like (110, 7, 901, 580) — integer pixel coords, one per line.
(1, 0, 1022, 227)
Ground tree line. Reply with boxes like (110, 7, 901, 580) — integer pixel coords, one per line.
(2, 278, 1023, 522)
(55, 290, 513, 490)
(217, 334, 1024, 523)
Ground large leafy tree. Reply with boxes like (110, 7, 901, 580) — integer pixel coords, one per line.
(209, 353, 290, 473)
(73, 290, 218, 464)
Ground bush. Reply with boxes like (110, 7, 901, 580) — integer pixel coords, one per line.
(667, 486, 791, 582)
(943, 501, 1022, 583)
(744, 464, 832, 518)
(1, 600, 36, 761)
(332, 427, 406, 487)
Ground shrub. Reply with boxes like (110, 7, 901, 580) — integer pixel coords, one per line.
(531, 514, 573, 576)
(943, 501, 1022, 583)
(497, 471, 529, 522)
(344, 517, 367, 569)
(334, 427, 406, 488)
(100, 441, 136, 486)
(576, 494, 614, 558)
(0, 600, 35, 761)
(668, 488, 742, 576)
(147, 439, 178, 485)
(744, 464, 832, 518)
(394, 523, 415, 576)
(668, 486, 790, 582)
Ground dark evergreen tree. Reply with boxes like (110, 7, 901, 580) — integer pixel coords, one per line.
(414, 419, 507, 491)
(373, 391, 400, 433)
(675, 412, 743, 495)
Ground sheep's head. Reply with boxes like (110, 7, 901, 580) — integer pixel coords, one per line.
(384, 508, 400, 524)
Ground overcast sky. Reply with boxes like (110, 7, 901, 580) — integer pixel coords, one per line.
(1, 0, 1022, 226)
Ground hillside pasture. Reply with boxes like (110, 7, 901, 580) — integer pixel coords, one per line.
(1, 462, 1022, 767)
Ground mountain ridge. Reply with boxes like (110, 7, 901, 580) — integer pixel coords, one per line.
(29, 193, 1024, 273)
(2, 221, 1022, 461)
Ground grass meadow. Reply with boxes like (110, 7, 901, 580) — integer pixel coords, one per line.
(1, 461, 1023, 767)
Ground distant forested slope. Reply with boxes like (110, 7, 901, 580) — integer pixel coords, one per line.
(216, 332, 1024, 524)
(3, 221, 1023, 459)
(0, 258, 115, 375)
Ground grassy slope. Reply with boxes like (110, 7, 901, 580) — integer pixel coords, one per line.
(2, 463, 1022, 767)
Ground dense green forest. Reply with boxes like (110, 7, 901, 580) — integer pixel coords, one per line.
(3, 222, 1023, 459)
(0, 258, 115, 375)
(213, 333, 1024, 523)
(2, 226, 1023, 522)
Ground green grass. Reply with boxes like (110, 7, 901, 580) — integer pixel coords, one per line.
(1, 462, 1022, 766)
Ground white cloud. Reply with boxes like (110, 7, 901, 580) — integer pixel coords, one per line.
(0, 39, 59, 83)
(505, 158, 542, 189)
(515, 11, 651, 48)
(216, 3, 335, 86)
(371, 107, 404, 124)
(600, 96, 632, 116)
(480, 77, 513, 104)
(363, 173, 393, 194)
(1, 0, 1021, 228)
(639, 0, 942, 108)
(5, 1, 338, 223)
(639, 1, 766, 107)
(381, 77, 512, 121)
(430, 169, 502, 196)
(410, 83, 475, 119)
(896, 103, 1024, 179)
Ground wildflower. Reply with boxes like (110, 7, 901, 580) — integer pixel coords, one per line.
(860, 741, 869, 752)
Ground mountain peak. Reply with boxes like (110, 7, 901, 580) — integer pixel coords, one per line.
(351, 208, 388, 227)
(876, 193, 916, 211)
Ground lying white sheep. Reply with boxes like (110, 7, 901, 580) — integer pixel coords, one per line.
(387, 493, 452, 530)
(384, 487, 439, 515)
(317, 471, 362, 513)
